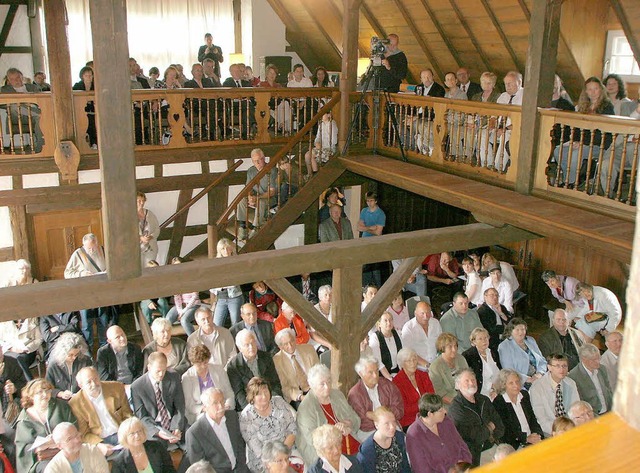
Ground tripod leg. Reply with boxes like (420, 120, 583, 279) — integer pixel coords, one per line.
(384, 91, 408, 162)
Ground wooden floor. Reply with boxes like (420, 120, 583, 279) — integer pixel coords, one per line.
(340, 155, 635, 263)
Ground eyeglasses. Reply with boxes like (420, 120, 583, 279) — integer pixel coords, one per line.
(550, 364, 569, 369)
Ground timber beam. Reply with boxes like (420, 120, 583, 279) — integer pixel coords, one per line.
(0, 223, 538, 322)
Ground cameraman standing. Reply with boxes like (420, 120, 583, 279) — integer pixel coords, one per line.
(379, 34, 408, 93)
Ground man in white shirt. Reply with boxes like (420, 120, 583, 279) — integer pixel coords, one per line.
(481, 265, 514, 313)
(184, 388, 250, 472)
(529, 354, 580, 436)
(287, 64, 313, 88)
(568, 343, 613, 415)
(69, 367, 132, 456)
(273, 328, 320, 407)
(600, 331, 622, 390)
(494, 71, 523, 171)
(401, 301, 442, 369)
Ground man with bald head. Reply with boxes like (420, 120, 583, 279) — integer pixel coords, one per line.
(96, 325, 144, 388)
(230, 303, 276, 355)
(537, 309, 584, 370)
(69, 366, 132, 455)
(440, 293, 483, 352)
(47, 422, 109, 472)
(456, 67, 482, 98)
(401, 301, 442, 370)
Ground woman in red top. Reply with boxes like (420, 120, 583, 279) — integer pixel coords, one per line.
(393, 348, 435, 430)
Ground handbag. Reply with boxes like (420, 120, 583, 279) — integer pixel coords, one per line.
(584, 311, 608, 324)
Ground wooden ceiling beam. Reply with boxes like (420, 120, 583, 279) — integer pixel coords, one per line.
(418, 0, 462, 71)
(390, 0, 444, 82)
(479, 0, 524, 73)
(299, 0, 342, 63)
(0, 223, 537, 321)
(610, 0, 640, 69)
(448, 0, 492, 72)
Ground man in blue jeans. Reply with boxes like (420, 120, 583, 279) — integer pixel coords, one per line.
(358, 191, 386, 286)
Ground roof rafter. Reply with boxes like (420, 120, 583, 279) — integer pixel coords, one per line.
(448, 0, 492, 72)
(479, 0, 524, 72)
(418, 0, 462, 71)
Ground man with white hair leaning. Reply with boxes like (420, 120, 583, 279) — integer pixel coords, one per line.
(347, 356, 404, 439)
(226, 328, 283, 410)
(568, 400, 594, 427)
(601, 331, 623, 390)
(44, 422, 108, 473)
(493, 71, 523, 171)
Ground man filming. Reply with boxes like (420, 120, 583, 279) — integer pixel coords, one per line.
(379, 34, 408, 93)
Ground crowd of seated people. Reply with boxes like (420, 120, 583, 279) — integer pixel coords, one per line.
(0, 237, 627, 472)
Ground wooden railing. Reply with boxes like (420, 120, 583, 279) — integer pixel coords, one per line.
(72, 87, 337, 155)
(0, 93, 55, 158)
(370, 93, 522, 186)
(535, 109, 640, 215)
(214, 92, 340, 249)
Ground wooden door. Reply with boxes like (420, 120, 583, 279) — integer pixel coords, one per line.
(31, 208, 103, 281)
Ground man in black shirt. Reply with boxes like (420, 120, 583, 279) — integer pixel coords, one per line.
(378, 34, 408, 93)
(197, 33, 224, 79)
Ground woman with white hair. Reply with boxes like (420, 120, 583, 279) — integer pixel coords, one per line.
(309, 424, 363, 473)
(210, 238, 244, 327)
(45, 332, 92, 400)
(111, 416, 176, 473)
(4, 258, 38, 287)
(142, 317, 190, 376)
(393, 348, 434, 430)
(262, 441, 299, 473)
(296, 364, 361, 466)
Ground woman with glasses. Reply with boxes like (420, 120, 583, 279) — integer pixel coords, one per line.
(111, 416, 176, 473)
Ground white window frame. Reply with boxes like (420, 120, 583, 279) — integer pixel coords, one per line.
(604, 30, 640, 82)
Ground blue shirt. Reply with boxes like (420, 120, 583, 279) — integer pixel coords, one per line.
(359, 207, 386, 237)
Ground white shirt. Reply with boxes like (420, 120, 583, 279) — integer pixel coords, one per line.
(401, 317, 442, 365)
(321, 455, 353, 473)
(502, 392, 531, 435)
(369, 332, 401, 372)
(88, 391, 119, 438)
(285, 350, 309, 374)
(465, 271, 483, 306)
(365, 384, 382, 411)
(287, 77, 313, 88)
(497, 88, 524, 106)
(480, 349, 500, 397)
(206, 414, 237, 468)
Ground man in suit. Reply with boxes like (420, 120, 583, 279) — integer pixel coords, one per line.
(39, 312, 82, 358)
(197, 33, 224, 78)
(226, 329, 283, 410)
(96, 325, 143, 391)
(1, 67, 44, 152)
(128, 57, 151, 144)
(601, 331, 622, 390)
(415, 69, 446, 97)
(537, 309, 584, 370)
(529, 353, 580, 437)
(568, 343, 613, 416)
(273, 328, 320, 407)
(477, 287, 513, 351)
(69, 366, 132, 456)
(221, 64, 255, 139)
(319, 204, 354, 243)
(347, 356, 404, 436)
(230, 303, 277, 355)
(131, 352, 187, 445)
(456, 67, 482, 99)
(184, 388, 249, 473)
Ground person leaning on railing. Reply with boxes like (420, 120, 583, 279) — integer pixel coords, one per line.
(1, 67, 44, 152)
(552, 76, 614, 187)
(72, 66, 97, 149)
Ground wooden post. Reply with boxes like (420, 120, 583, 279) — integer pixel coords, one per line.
(29, 3, 47, 75)
(89, 0, 140, 280)
(233, 0, 242, 55)
(43, 0, 76, 142)
(338, 0, 360, 151)
(515, 0, 562, 195)
(331, 265, 363, 393)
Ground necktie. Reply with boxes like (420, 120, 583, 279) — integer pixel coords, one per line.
(554, 383, 566, 417)
(155, 382, 171, 431)
(236, 80, 241, 88)
(249, 325, 265, 351)
(292, 355, 310, 393)
(461, 84, 466, 93)
(508, 94, 515, 104)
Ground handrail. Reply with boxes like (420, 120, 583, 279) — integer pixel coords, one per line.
(160, 159, 243, 229)
(215, 91, 341, 227)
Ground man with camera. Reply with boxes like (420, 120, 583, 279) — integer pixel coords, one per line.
(379, 34, 408, 93)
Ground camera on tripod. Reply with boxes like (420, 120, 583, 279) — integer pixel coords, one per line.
(370, 36, 390, 67)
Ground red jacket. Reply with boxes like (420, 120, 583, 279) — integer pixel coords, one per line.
(347, 377, 404, 432)
(393, 369, 435, 427)
(274, 312, 310, 345)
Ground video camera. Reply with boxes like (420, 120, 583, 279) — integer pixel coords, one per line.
(370, 37, 390, 67)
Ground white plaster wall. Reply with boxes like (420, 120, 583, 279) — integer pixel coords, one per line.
(247, 0, 311, 78)
(0, 5, 34, 79)
(0, 207, 12, 247)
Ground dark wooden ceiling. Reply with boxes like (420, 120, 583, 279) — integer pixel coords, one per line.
(267, 0, 638, 98)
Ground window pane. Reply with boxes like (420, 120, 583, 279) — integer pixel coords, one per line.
(611, 56, 634, 75)
(613, 37, 633, 55)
